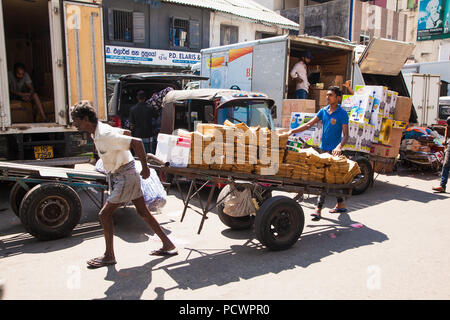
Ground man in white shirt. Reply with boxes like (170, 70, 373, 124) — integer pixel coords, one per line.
(290, 51, 312, 99)
(71, 101, 177, 268)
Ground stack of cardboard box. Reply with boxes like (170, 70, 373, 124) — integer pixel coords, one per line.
(281, 99, 316, 128)
(10, 100, 33, 123)
(370, 96, 412, 172)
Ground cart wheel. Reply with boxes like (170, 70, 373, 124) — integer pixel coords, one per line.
(351, 156, 374, 195)
(19, 183, 82, 241)
(9, 182, 36, 218)
(217, 185, 254, 230)
(254, 196, 304, 251)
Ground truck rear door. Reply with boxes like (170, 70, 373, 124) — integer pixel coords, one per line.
(63, 1, 107, 121)
(358, 38, 414, 76)
(0, 0, 10, 129)
(251, 37, 288, 124)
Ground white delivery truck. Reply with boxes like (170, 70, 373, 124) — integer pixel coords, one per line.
(0, 0, 107, 162)
(200, 35, 416, 195)
(402, 73, 441, 127)
(200, 34, 416, 125)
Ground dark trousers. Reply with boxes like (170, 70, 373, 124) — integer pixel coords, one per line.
(317, 195, 344, 210)
(316, 149, 345, 209)
(440, 147, 450, 188)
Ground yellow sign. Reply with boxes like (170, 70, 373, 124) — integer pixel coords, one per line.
(34, 146, 54, 159)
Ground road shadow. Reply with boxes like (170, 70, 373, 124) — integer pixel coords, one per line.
(158, 214, 385, 292)
(96, 212, 386, 299)
(94, 256, 167, 300)
(298, 179, 449, 213)
(0, 187, 174, 259)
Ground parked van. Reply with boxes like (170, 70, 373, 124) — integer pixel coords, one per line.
(0, 0, 106, 162)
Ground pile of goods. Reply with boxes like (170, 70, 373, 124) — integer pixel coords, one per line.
(285, 85, 413, 173)
(180, 121, 360, 184)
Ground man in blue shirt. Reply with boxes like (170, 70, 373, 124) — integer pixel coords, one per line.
(289, 86, 349, 221)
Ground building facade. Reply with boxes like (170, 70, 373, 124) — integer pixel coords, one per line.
(102, 0, 210, 77)
(102, 0, 298, 80)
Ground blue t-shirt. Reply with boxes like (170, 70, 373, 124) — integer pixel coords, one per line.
(317, 105, 349, 151)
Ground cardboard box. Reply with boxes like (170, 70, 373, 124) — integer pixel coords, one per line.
(388, 128, 403, 149)
(281, 115, 291, 129)
(349, 94, 374, 124)
(384, 91, 398, 119)
(355, 85, 388, 116)
(394, 96, 412, 121)
(320, 74, 344, 89)
(341, 95, 353, 115)
(309, 89, 328, 107)
(401, 139, 421, 152)
(370, 143, 400, 158)
(10, 100, 33, 123)
(41, 100, 54, 114)
(282, 99, 316, 115)
(371, 160, 394, 173)
(378, 118, 394, 145)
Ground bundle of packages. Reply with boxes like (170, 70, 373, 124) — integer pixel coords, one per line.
(327, 155, 350, 174)
(291, 163, 309, 179)
(209, 155, 233, 171)
(306, 151, 325, 168)
(259, 146, 285, 165)
(325, 159, 360, 184)
(258, 128, 290, 150)
(255, 161, 279, 176)
(235, 144, 258, 164)
(224, 120, 259, 145)
(325, 167, 346, 184)
(275, 164, 294, 178)
(343, 159, 361, 184)
(197, 123, 234, 137)
(308, 165, 325, 182)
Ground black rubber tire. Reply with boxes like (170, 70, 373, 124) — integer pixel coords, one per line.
(216, 185, 255, 230)
(9, 182, 36, 218)
(19, 183, 82, 241)
(351, 156, 374, 196)
(254, 196, 304, 251)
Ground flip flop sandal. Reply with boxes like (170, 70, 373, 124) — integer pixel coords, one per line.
(310, 212, 321, 221)
(87, 257, 117, 269)
(330, 208, 348, 214)
(150, 249, 178, 256)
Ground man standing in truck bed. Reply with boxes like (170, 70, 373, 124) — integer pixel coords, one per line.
(71, 101, 177, 268)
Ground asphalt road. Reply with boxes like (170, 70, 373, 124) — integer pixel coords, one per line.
(0, 165, 449, 300)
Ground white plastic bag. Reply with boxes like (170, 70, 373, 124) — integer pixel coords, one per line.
(222, 185, 257, 217)
(95, 159, 167, 211)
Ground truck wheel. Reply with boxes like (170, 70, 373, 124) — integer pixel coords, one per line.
(19, 183, 82, 241)
(216, 185, 254, 230)
(254, 196, 304, 251)
(351, 157, 374, 195)
(9, 182, 36, 218)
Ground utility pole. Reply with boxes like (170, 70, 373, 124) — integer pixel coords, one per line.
(298, 0, 305, 35)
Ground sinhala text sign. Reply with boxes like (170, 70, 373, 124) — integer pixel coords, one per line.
(417, 0, 450, 41)
(105, 45, 201, 67)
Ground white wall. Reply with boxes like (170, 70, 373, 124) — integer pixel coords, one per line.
(439, 40, 450, 61)
(209, 11, 289, 48)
